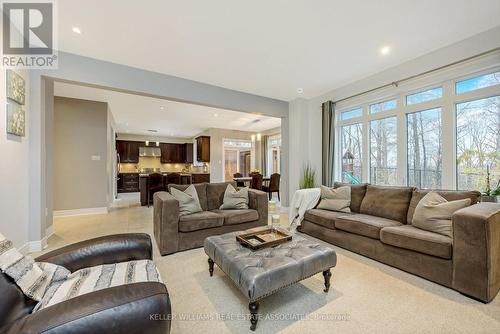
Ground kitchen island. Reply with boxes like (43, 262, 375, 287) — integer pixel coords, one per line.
(139, 172, 210, 206)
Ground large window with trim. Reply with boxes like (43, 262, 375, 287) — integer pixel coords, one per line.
(341, 124, 363, 184)
(334, 55, 500, 192)
(407, 108, 442, 189)
(456, 96, 500, 191)
(370, 116, 397, 185)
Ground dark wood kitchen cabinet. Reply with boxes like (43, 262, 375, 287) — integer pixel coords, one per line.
(116, 140, 140, 163)
(118, 173, 139, 193)
(196, 136, 210, 162)
(161, 143, 182, 163)
(191, 173, 210, 184)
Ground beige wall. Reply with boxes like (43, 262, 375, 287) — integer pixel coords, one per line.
(53, 97, 109, 211)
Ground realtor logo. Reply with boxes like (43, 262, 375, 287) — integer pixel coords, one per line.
(1, 0, 58, 68)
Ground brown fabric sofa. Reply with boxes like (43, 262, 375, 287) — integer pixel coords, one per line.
(299, 183, 500, 303)
(153, 182, 268, 255)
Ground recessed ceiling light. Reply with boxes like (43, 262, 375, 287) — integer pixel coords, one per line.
(297, 88, 304, 94)
(72, 27, 82, 34)
(214, 113, 218, 117)
(380, 46, 390, 55)
(159, 106, 165, 111)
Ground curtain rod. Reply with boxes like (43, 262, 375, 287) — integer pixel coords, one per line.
(333, 47, 500, 104)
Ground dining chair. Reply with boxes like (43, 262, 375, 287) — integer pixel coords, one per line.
(262, 173, 280, 201)
(233, 172, 245, 187)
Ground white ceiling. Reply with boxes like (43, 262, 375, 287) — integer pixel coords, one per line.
(58, 0, 500, 101)
(54, 82, 281, 138)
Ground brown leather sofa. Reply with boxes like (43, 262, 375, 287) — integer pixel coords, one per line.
(0, 234, 171, 334)
(154, 182, 268, 255)
(299, 183, 500, 303)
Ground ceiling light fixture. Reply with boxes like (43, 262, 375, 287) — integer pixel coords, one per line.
(159, 106, 165, 111)
(72, 27, 82, 34)
(380, 46, 390, 55)
(297, 88, 303, 94)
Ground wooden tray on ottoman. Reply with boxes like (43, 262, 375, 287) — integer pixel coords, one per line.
(236, 227, 292, 250)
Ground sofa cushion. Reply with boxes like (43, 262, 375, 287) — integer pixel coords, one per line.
(360, 185, 414, 224)
(380, 225, 452, 259)
(303, 209, 351, 230)
(207, 182, 237, 211)
(220, 184, 249, 210)
(169, 183, 208, 211)
(335, 214, 402, 239)
(334, 182, 367, 213)
(211, 209, 259, 226)
(407, 189, 481, 224)
(412, 192, 471, 237)
(178, 211, 224, 232)
(317, 185, 351, 213)
(169, 184, 203, 216)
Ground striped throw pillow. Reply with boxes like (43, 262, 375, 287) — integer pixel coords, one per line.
(35, 259, 162, 311)
(0, 233, 70, 301)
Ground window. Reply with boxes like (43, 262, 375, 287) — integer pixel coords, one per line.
(340, 107, 363, 120)
(369, 99, 397, 114)
(407, 108, 442, 189)
(406, 87, 443, 105)
(370, 117, 397, 185)
(341, 124, 363, 183)
(456, 71, 500, 94)
(456, 96, 500, 191)
(267, 134, 281, 175)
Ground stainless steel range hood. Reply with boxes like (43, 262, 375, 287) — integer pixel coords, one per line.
(139, 146, 161, 157)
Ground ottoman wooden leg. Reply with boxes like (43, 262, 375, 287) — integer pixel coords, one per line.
(323, 269, 332, 292)
(208, 258, 214, 277)
(249, 301, 259, 331)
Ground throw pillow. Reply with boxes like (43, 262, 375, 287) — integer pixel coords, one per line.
(170, 184, 203, 216)
(317, 185, 351, 213)
(220, 184, 249, 210)
(412, 192, 471, 237)
(0, 233, 70, 301)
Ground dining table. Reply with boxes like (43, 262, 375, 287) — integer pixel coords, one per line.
(233, 176, 271, 185)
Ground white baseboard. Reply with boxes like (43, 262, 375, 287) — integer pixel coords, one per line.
(53, 207, 108, 217)
(19, 231, 52, 255)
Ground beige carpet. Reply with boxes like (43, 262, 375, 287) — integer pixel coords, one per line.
(40, 205, 500, 333)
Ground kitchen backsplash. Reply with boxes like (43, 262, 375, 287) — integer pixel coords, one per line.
(119, 157, 209, 173)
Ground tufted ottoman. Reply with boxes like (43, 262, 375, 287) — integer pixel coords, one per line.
(204, 228, 337, 331)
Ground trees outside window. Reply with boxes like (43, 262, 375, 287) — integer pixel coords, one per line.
(456, 96, 500, 191)
(370, 117, 397, 185)
(341, 124, 363, 183)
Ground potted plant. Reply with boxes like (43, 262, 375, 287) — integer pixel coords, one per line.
(481, 166, 499, 203)
(299, 163, 316, 189)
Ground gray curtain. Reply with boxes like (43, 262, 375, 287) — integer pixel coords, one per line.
(261, 135, 268, 176)
(322, 101, 335, 186)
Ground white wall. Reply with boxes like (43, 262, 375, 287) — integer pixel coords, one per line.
(0, 70, 31, 251)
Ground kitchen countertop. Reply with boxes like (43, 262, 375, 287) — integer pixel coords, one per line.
(137, 172, 210, 177)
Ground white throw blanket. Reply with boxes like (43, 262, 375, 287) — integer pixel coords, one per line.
(289, 188, 321, 230)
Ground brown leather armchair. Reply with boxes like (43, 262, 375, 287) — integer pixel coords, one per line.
(0, 234, 171, 334)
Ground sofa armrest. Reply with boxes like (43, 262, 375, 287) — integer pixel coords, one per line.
(153, 191, 180, 255)
(6, 282, 170, 334)
(248, 189, 268, 226)
(35, 234, 152, 272)
(452, 203, 500, 302)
